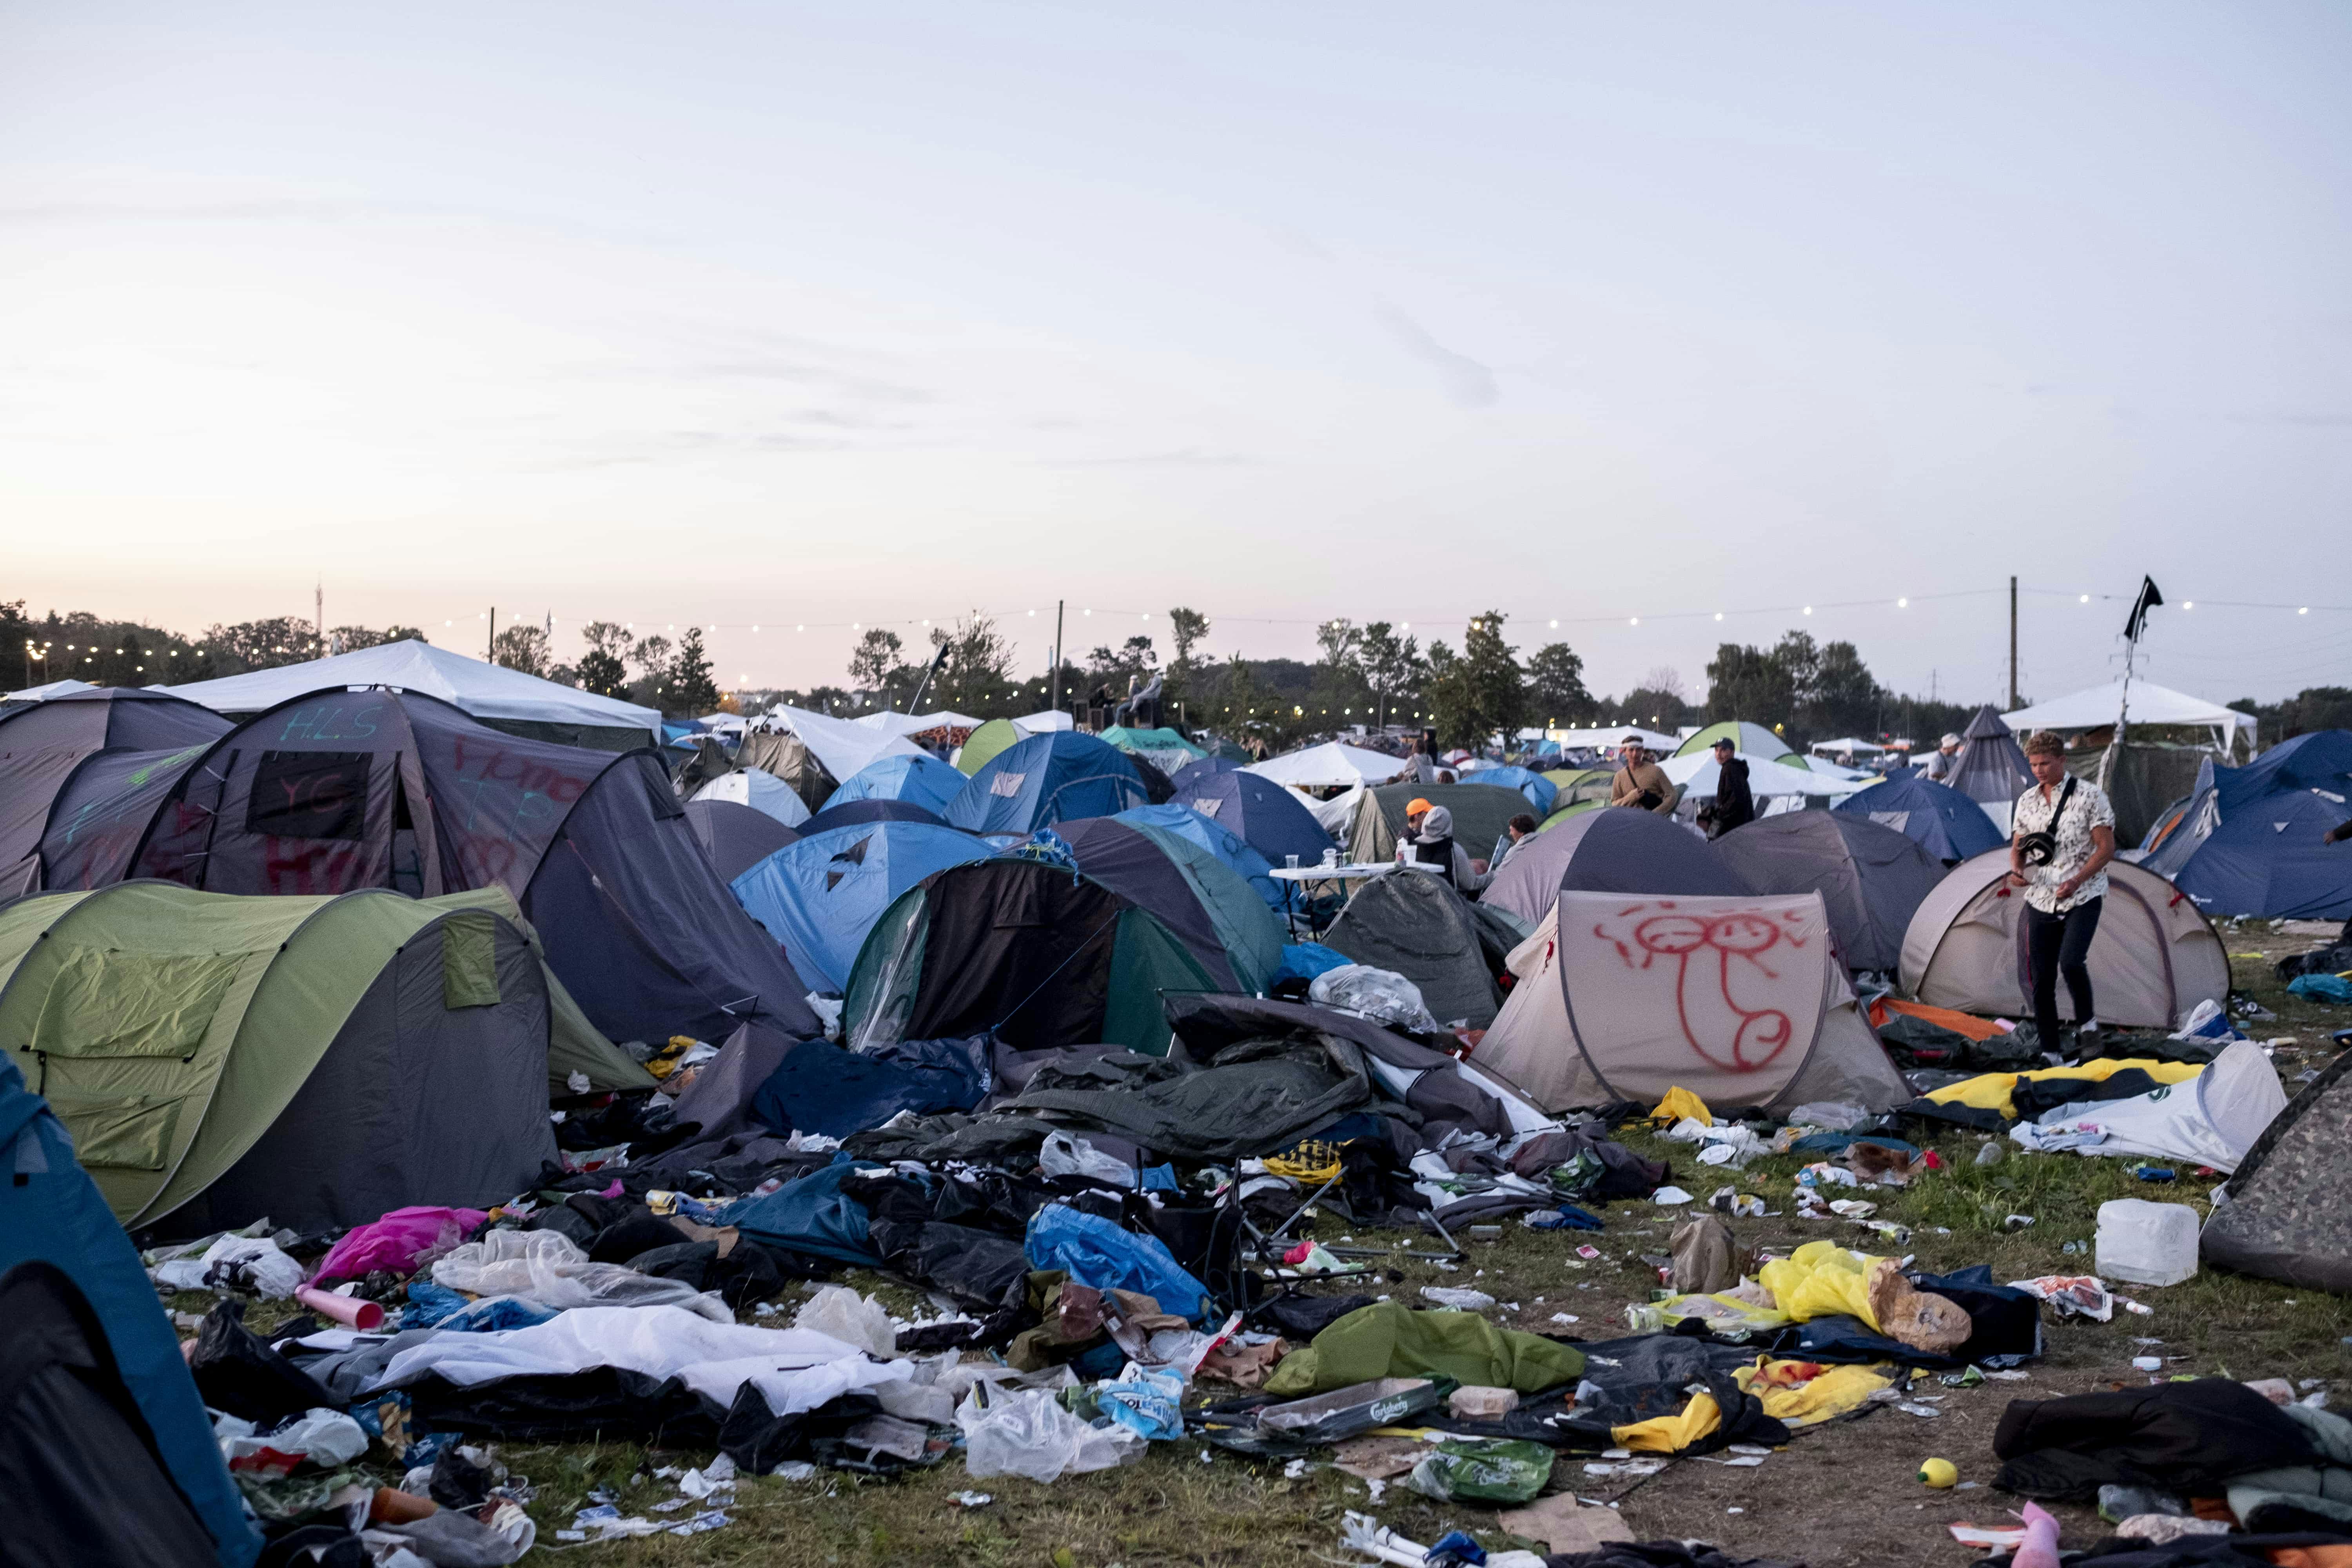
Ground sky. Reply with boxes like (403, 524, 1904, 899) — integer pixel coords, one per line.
(4, 1, 2349, 707)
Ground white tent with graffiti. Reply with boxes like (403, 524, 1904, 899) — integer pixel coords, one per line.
(1474, 889, 1909, 1114)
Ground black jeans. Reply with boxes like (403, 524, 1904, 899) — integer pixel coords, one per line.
(2026, 896, 2103, 1047)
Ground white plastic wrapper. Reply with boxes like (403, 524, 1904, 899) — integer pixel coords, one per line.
(955, 1383, 1144, 1482)
(432, 1230, 731, 1321)
(793, 1285, 899, 1360)
(1308, 964, 1439, 1034)
(153, 1235, 305, 1299)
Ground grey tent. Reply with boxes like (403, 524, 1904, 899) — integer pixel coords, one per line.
(684, 798, 800, 883)
(737, 728, 836, 812)
(1321, 867, 1526, 1029)
(1347, 781, 1532, 867)
(1946, 704, 2033, 830)
(0, 688, 229, 898)
(1710, 812, 1948, 973)
(1483, 807, 1750, 927)
(2201, 1052, 2352, 1293)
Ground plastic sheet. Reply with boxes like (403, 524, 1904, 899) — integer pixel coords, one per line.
(793, 1285, 898, 1359)
(955, 1382, 1145, 1482)
(1024, 1205, 1212, 1324)
(1307, 964, 1440, 1034)
(431, 1229, 731, 1321)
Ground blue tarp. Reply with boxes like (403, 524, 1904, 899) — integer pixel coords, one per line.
(732, 820, 992, 991)
(2141, 730, 2352, 919)
(1024, 1204, 1213, 1323)
(1456, 766, 1558, 815)
(725, 1159, 885, 1266)
(824, 753, 968, 816)
(947, 732, 1151, 835)
(1113, 803, 1282, 909)
(750, 1038, 991, 1138)
(1172, 770, 1336, 870)
(1832, 770, 2005, 864)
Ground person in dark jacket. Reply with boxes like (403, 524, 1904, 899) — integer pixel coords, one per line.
(1698, 736, 1755, 839)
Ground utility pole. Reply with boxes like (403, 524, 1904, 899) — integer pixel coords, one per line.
(486, 607, 496, 662)
(2008, 575, 2019, 709)
(315, 579, 326, 659)
(1051, 600, 1065, 715)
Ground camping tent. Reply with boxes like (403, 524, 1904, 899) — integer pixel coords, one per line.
(799, 798, 953, 836)
(1322, 867, 1524, 1029)
(1710, 812, 1949, 973)
(1455, 765, 1558, 815)
(762, 704, 930, 783)
(1662, 750, 1855, 805)
(1248, 741, 1412, 790)
(843, 818, 1281, 1055)
(0, 687, 230, 897)
(0, 883, 589, 1233)
(683, 799, 800, 883)
(42, 687, 818, 1047)
(0, 1054, 260, 1568)
(1099, 725, 1207, 780)
(2202, 1051, 2352, 1291)
(733, 728, 836, 811)
(730, 820, 994, 993)
(1483, 807, 1750, 927)
(1898, 851, 2229, 1029)
(1537, 726, 1680, 755)
(1169, 755, 1244, 792)
(1346, 781, 1532, 866)
(1, 677, 99, 702)
(946, 731, 1150, 834)
(1945, 704, 2034, 833)
(2022, 1038, 2285, 1173)
(853, 710, 984, 738)
(159, 639, 661, 749)
(955, 716, 1027, 777)
(691, 766, 813, 827)
(1172, 769, 1336, 869)
(1113, 803, 1281, 909)
(1833, 771, 2006, 864)
(824, 752, 968, 816)
(1013, 709, 1075, 732)
(1474, 891, 1911, 1114)
(1675, 722, 1803, 764)
(2136, 730, 2352, 919)
(2004, 679, 2257, 755)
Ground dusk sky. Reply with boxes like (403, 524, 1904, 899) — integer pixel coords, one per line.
(5, 2, 2348, 705)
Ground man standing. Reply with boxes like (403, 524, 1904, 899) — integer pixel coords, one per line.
(1609, 737, 1676, 815)
(2009, 731, 2118, 1053)
(1699, 735, 1754, 839)
(1923, 733, 1963, 782)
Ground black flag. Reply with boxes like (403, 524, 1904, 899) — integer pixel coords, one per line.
(2122, 576, 2164, 641)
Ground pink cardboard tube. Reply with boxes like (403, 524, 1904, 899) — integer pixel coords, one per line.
(296, 1285, 385, 1331)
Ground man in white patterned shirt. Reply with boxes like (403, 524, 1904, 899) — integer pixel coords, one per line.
(2008, 730, 2118, 1051)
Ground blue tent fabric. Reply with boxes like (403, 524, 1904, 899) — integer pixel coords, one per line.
(0, 1058, 260, 1567)
(1113, 803, 1282, 909)
(750, 1038, 991, 1138)
(798, 797, 951, 836)
(947, 733, 1150, 834)
(732, 820, 993, 991)
(724, 1159, 884, 1266)
(1024, 1205, 1213, 1323)
(824, 753, 968, 816)
(1169, 755, 1244, 792)
(1063, 817, 1286, 994)
(1276, 942, 1352, 985)
(2143, 731, 2352, 918)
(1458, 766, 1558, 815)
(1173, 770, 1337, 869)
(1833, 771, 2005, 864)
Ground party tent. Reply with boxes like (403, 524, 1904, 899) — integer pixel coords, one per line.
(2004, 678, 2258, 754)
(691, 766, 813, 828)
(730, 820, 994, 994)
(41, 687, 819, 1047)
(1113, 802, 1280, 909)
(1710, 812, 1949, 973)
(1474, 890, 1911, 1115)
(1898, 851, 2229, 1029)
(1321, 867, 1524, 1029)
(1483, 807, 1750, 927)
(1945, 705, 2034, 832)
(955, 717, 1027, 777)
(2137, 729, 2352, 920)
(761, 704, 930, 784)
(160, 639, 661, 750)
(946, 731, 1150, 834)
(1248, 741, 1412, 790)
(1675, 722, 1803, 763)
(1662, 750, 1855, 805)
(1346, 781, 1531, 866)
(1455, 765, 1558, 815)
(852, 710, 984, 738)
(2203, 1051, 2352, 1292)
(824, 752, 967, 816)
(1173, 769, 1336, 869)
(0, 687, 229, 898)
(0, 883, 587, 1234)
(843, 818, 1280, 1056)
(682, 798, 800, 883)
(1833, 770, 2006, 864)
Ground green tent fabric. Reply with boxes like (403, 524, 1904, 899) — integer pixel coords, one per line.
(1118, 821, 1285, 994)
(427, 887, 653, 1093)
(1537, 797, 1606, 832)
(0, 883, 570, 1231)
(1347, 782, 1532, 866)
(1099, 725, 1206, 760)
(1675, 721, 1804, 766)
(1263, 1300, 1586, 1397)
(955, 717, 1025, 777)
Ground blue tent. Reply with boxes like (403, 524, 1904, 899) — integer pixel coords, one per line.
(1172, 770, 1336, 870)
(946, 732, 1151, 835)
(1114, 803, 1282, 909)
(2139, 730, 2352, 919)
(1456, 765, 1557, 815)
(799, 797, 951, 836)
(1833, 770, 2005, 864)
(1169, 755, 1244, 793)
(0, 1054, 260, 1566)
(732, 820, 995, 992)
(824, 753, 967, 817)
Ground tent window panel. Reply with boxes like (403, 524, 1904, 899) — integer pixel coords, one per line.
(441, 912, 502, 1010)
(45, 1092, 182, 1169)
(245, 751, 371, 840)
(29, 947, 245, 1059)
(988, 771, 1028, 798)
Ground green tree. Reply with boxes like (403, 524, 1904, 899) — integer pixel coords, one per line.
(490, 624, 551, 677)
(669, 626, 720, 716)
(925, 612, 1021, 715)
(1357, 621, 1425, 731)
(204, 616, 320, 671)
(1424, 611, 1525, 751)
(1526, 642, 1593, 727)
(1165, 606, 1210, 718)
(576, 621, 632, 697)
(1799, 639, 1882, 740)
(330, 624, 427, 653)
(847, 628, 905, 700)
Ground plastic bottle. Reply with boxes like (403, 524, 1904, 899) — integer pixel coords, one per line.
(2094, 1199, 2200, 1287)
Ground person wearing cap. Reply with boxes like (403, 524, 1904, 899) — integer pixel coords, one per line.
(1399, 803, 1491, 893)
(1696, 736, 1754, 839)
(1608, 736, 1675, 815)
(1922, 732, 1963, 782)
(1400, 796, 1435, 848)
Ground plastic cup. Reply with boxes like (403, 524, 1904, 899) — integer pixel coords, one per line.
(1286, 854, 1300, 869)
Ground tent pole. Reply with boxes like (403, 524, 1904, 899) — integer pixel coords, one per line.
(2103, 629, 2136, 793)
(2008, 575, 2019, 709)
(1051, 599, 1065, 716)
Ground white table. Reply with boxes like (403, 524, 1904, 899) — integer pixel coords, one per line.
(1266, 862, 1394, 933)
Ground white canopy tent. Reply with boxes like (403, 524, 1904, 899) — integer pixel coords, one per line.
(1523, 726, 1681, 755)
(1012, 709, 1074, 733)
(759, 704, 928, 781)
(1663, 750, 1865, 801)
(852, 710, 985, 737)
(158, 640, 662, 742)
(2003, 679, 2256, 753)
(1247, 741, 1413, 789)
(1808, 736, 1888, 759)
(2, 678, 99, 702)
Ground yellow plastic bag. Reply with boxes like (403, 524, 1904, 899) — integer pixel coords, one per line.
(1650, 1086, 1713, 1126)
(1735, 1359, 1895, 1427)
(1758, 1242, 1885, 1330)
(1613, 1390, 1721, 1454)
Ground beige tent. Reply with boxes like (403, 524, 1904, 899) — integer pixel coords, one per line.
(1474, 890, 1909, 1113)
(1897, 851, 2227, 1029)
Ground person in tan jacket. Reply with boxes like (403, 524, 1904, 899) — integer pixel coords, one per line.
(1609, 736, 1676, 815)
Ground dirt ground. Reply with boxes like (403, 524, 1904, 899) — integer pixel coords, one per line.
(214, 924, 2352, 1567)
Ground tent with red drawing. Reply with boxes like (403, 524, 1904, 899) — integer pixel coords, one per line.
(1897, 851, 2229, 1030)
(1472, 889, 1910, 1114)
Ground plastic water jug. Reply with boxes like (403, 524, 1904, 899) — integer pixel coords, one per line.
(2095, 1199, 2200, 1287)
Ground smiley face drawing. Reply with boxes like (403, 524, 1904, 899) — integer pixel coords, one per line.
(1592, 903, 1811, 1072)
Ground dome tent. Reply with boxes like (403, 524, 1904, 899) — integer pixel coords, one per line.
(1833, 770, 2005, 864)
(824, 752, 968, 817)
(1945, 704, 2034, 833)
(1455, 764, 1558, 815)
(1113, 803, 1281, 909)
(1321, 867, 1527, 1030)
(2138, 730, 2352, 920)
(798, 797, 953, 836)
(1898, 851, 2229, 1030)
(730, 820, 994, 993)
(2203, 1050, 2352, 1292)
(954, 716, 1027, 777)
(1483, 806, 1751, 928)
(1346, 781, 1531, 867)
(1172, 768, 1336, 870)
(682, 798, 800, 883)
(38, 687, 818, 1048)
(1169, 755, 1244, 792)
(691, 766, 813, 828)
(0, 883, 583, 1234)
(1710, 811, 1949, 973)
(0, 687, 231, 897)
(946, 731, 1151, 835)
(1675, 721, 1802, 765)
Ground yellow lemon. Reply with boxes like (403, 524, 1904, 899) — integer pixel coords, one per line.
(1918, 1457, 1958, 1488)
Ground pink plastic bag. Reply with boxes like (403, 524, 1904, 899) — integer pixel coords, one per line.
(310, 1206, 488, 1284)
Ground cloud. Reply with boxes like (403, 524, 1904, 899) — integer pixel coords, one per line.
(1042, 448, 1259, 468)
(1374, 303, 1499, 408)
